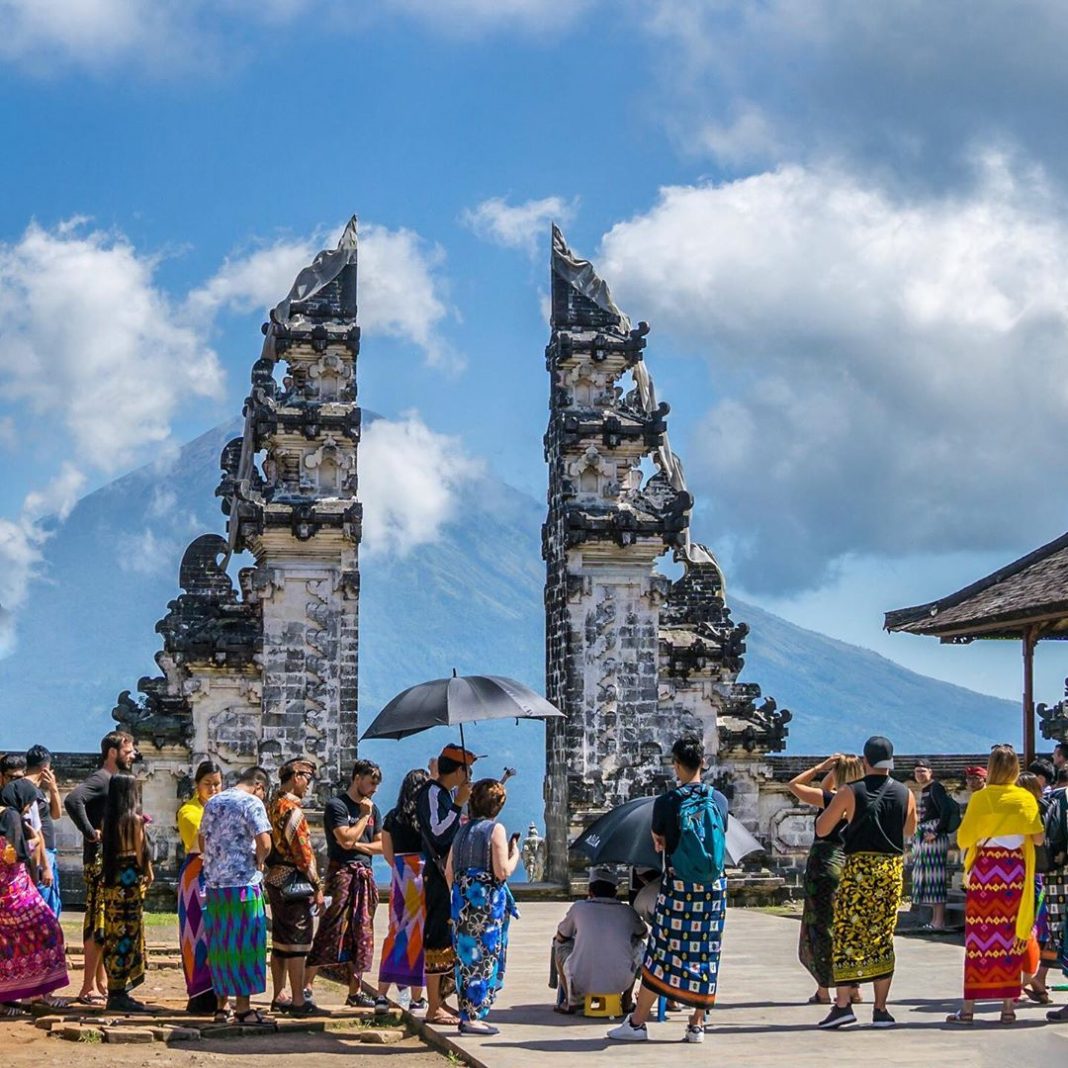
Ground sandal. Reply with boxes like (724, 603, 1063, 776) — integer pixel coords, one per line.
(75, 993, 106, 1006)
(807, 993, 831, 1005)
(999, 1009, 1017, 1025)
(0, 1003, 30, 1018)
(945, 1010, 973, 1025)
(213, 1009, 233, 1024)
(269, 996, 292, 1012)
(234, 1009, 273, 1028)
(426, 1010, 461, 1026)
(1024, 985, 1052, 1005)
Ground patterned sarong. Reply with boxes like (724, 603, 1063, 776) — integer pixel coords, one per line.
(102, 856, 147, 994)
(832, 852, 903, 985)
(798, 839, 844, 988)
(307, 861, 377, 983)
(82, 854, 106, 945)
(451, 868, 518, 1022)
(379, 853, 426, 988)
(423, 860, 456, 975)
(0, 848, 68, 1000)
(37, 848, 62, 918)
(178, 853, 213, 998)
(640, 873, 726, 1009)
(204, 884, 267, 997)
(910, 820, 949, 905)
(1042, 864, 1068, 969)
(964, 845, 1025, 1000)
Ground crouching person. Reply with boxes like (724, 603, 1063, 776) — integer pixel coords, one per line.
(553, 867, 646, 1014)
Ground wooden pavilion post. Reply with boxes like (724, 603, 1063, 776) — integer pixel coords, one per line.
(1023, 625, 1037, 764)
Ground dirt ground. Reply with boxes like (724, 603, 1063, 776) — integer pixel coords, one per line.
(3, 915, 451, 1067)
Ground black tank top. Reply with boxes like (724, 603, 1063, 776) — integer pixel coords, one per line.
(843, 774, 909, 855)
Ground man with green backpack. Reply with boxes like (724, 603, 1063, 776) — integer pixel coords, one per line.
(607, 735, 729, 1045)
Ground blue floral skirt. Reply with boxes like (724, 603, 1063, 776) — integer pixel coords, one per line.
(450, 869, 518, 1022)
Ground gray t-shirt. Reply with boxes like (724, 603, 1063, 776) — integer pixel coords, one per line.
(556, 897, 647, 996)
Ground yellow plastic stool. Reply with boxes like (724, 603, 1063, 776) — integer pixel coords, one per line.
(583, 994, 624, 1019)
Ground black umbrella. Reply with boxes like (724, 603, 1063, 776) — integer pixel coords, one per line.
(359, 672, 564, 754)
(571, 794, 764, 870)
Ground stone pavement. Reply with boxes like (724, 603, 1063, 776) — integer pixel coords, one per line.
(408, 903, 1068, 1067)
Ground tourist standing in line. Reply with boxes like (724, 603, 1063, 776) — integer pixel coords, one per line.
(910, 758, 955, 932)
(964, 765, 987, 794)
(445, 778, 520, 1036)
(24, 746, 62, 918)
(176, 760, 223, 1015)
(0, 754, 48, 899)
(64, 730, 135, 1005)
(377, 768, 430, 1015)
(815, 735, 916, 1030)
(306, 759, 383, 1008)
(788, 753, 864, 1005)
(0, 779, 68, 1015)
(198, 766, 273, 1026)
(608, 735, 729, 1044)
(100, 772, 153, 1013)
(415, 745, 477, 1026)
(946, 746, 1043, 1025)
(0, 753, 27, 787)
(1017, 772, 1050, 1002)
(264, 758, 325, 1017)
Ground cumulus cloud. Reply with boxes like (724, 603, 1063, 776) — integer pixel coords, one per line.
(359, 413, 483, 555)
(0, 220, 225, 472)
(462, 195, 578, 256)
(600, 154, 1068, 593)
(190, 224, 452, 366)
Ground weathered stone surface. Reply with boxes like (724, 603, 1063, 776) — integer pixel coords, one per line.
(59, 1025, 104, 1042)
(103, 1027, 156, 1043)
(358, 1028, 406, 1044)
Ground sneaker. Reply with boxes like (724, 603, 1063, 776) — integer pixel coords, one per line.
(346, 992, 377, 1009)
(684, 1024, 705, 1043)
(373, 997, 391, 1015)
(287, 1001, 328, 1018)
(871, 1008, 895, 1028)
(817, 1005, 857, 1030)
(409, 997, 429, 1015)
(607, 1015, 649, 1042)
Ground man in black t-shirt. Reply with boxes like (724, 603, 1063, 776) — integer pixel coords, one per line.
(64, 730, 135, 1004)
(305, 759, 383, 1007)
(25, 744, 62, 917)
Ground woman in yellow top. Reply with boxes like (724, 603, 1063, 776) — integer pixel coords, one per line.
(176, 761, 223, 1014)
(946, 745, 1044, 1025)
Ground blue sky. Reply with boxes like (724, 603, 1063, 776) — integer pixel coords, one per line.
(3, 1, 1068, 715)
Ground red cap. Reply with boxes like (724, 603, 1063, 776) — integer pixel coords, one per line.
(439, 744, 479, 767)
(964, 766, 987, 779)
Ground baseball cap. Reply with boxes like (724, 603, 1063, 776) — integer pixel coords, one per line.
(439, 744, 480, 766)
(863, 735, 895, 770)
(589, 866, 619, 887)
(964, 765, 988, 779)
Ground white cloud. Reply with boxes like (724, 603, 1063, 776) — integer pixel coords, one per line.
(600, 154, 1068, 592)
(190, 224, 452, 366)
(0, 220, 225, 472)
(462, 195, 578, 256)
(22, 463, 86, 523)
(359, 413, 483, 555)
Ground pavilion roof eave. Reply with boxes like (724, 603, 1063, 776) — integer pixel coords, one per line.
(919, 611, 1068, 643)
(884, 527, 1068, 638)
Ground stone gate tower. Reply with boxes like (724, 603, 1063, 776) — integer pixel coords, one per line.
(113, 221, 362, 875)
(543, 227, 789, 884)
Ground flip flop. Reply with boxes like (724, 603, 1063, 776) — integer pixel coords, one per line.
(75, 993, 106, 1006)
(945, 1011, 973, 1025)
(426, 1011, 461, 1026)
(234, 1009, 273, 1028)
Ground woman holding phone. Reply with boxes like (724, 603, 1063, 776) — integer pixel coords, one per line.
(445, 778, 520, 1036)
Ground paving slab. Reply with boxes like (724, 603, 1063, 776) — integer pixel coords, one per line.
(414, 902, 1068, 1068)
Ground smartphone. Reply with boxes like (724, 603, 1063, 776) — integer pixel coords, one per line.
(510, 832, 521, 847)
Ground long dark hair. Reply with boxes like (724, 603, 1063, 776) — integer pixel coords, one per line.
(102, 773, 148, 883)
(392, 768, 429, 836)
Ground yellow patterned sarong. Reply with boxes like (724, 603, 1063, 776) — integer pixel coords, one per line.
(832, 852, 903, 985)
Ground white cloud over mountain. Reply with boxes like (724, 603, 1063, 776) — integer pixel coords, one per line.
(602, 154, 1068, 592)
(359, 413, 484, 556)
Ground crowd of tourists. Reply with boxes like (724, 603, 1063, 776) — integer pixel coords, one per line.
(1, 729, 1068, 1039)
